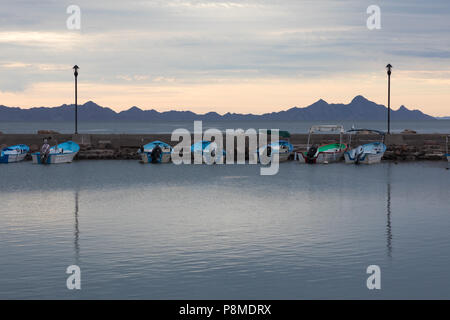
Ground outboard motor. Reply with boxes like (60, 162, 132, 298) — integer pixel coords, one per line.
(150, 145, 163, 163)
(306, 145, 318, 163)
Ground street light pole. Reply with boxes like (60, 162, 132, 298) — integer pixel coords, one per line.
(73, 65, 79, 134)
(386, 64, 392, 134)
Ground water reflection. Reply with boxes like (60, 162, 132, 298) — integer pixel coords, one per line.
(74, 190, 80, 264)
(1, 161, 449, 299)
(386, 163, 393, 258)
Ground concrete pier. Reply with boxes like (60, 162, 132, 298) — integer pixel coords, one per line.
(0, 133, 448, 161)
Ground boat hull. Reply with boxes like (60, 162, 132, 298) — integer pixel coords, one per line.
(253, 152, 291, 164)
(297, 151, 345, 164)
(254, 140, 293, 164)
(191, 141, 226, 164)
(0, 153, 27, 163)
(32, 152, 77, 164)
(192, 151, 226, 164)
(140, 141, 173, 164)
(344, 152, 384, 164)
(344, 142, 386, 164)
(141, 152, 172, 164)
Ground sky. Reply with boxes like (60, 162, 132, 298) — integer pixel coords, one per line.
(0, 0, 449, 116)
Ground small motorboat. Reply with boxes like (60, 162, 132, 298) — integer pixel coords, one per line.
(254, 140, 293, 163)
(191, 140, 226, 164)
(344, 129, 387, 164)
(138, 141, 172, 163)
(32, 141, 80, 164)
(297, 125, 347, 164)
(0, 144, 29, 163)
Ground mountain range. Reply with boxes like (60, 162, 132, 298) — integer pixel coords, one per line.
(0, 95, 438, 121)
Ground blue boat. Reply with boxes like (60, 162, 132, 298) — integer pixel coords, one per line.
(0, 144, 29, 163)
(344, 129, 386, 164)
(191, 140, 226, 164)
(32, 141, 80, 164)
(138, 141, 172, 163)
(254, 140, 293, 163)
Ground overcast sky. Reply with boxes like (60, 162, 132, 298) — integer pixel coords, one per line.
(0, 0, 449, 115)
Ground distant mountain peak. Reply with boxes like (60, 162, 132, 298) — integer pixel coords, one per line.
(82, 101, 99, 107)
(351, 95, 369, 103)
(127, 106, 143, 111)
(315, 98, 328, 104)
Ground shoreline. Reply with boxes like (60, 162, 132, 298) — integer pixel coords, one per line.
(1, 133, 448, 161)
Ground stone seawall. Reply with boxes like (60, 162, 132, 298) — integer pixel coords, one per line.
(0, 133, 448, 161)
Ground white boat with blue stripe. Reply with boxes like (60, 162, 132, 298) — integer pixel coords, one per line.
(344, 129, 386, 164)
(32, 141, 80, 164)
(139, 141, 172, 163)
(254, 140, 293, 163)
(0, 144, 29, 163)
(191, 141, 226, 164)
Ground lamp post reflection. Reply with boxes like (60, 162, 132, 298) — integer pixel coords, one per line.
(74, 190, 80, 264)
(386, 163, 393, 258)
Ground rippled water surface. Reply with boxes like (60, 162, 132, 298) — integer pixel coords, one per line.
(0, 161, 449, 299)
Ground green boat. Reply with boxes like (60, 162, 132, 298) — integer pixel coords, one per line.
(297, 125, 347, 164)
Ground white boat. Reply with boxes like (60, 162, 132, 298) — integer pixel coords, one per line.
(296, 125, 347, 164)
(191, 140, 226, 164)
(138, 141, 172, 163)
(254, 140, 293, 163)
(0, 144, 29, 163)
(32, 141, 80, 164)
(344, 129, 387, 164)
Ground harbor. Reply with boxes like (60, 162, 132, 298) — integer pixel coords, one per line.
(1, 132, 448, 162)
(2, 0, 450, 303)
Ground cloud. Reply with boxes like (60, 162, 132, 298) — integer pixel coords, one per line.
(0, 0, 449, 114)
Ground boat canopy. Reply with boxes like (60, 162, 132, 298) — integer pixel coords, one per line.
(307, 125, 345, 149)
(1, 144, 29, 155)
(191, 141, 226, 155)
(347, 128, 385, 136)
(309, 125, 344, 134)
(142, 141, 172, 152)
(50, 141, 80, 154)
(191, 140, 212, 152)
(347, 129, 386, 145)
(258, 140, 293, 153)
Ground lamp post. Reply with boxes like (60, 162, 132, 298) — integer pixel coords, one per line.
(386, 64, 392, 134)
(73, 65, 79, 134)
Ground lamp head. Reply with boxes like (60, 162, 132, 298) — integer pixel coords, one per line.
(73, 65, 79, 77)
(386, 64, 392, 76)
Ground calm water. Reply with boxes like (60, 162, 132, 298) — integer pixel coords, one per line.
(1, 120, 449, 134)
(0, 161, 449, 299)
